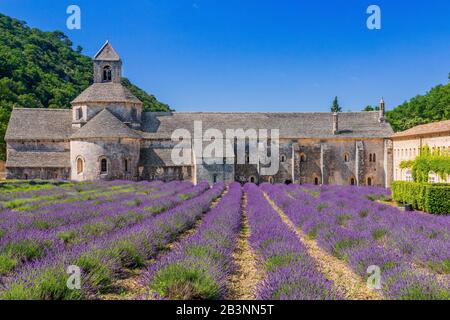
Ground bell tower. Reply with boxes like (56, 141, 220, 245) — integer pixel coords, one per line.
(93, 41, 122, 83)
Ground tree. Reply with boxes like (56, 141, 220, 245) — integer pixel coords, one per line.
(386, 80, 450, 132)
(363, 105, 380, 112)
(331, 96, 342, 113)
(0, 13, 171, 160)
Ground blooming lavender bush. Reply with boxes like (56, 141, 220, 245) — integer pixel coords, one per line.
(262, 183, 450, 300)
(245, 183, 342, 300)
(0, 181, 199, 276)
(0, 181, 225, 299)
(142, 182, 243, 300)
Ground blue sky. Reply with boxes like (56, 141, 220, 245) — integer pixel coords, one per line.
(1, 0, 449, 112)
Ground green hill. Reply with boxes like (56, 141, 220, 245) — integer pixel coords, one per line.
(385, 76, 450, 132)
(0, 13, 171, 160)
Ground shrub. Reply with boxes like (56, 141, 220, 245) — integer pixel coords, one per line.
(424, 185, 450, 215)
(392, 181, 450, 215)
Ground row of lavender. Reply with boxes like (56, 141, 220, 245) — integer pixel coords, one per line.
(0, 181, 202, 277)
(0, 180, 163, 211)
(142, 182, 243, 299)
(0, 182, 226, 299)
(245, 183, 342, 300)
(262, 183, 450, 300)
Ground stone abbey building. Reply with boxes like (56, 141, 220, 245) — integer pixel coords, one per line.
(5, 42, 394, 187)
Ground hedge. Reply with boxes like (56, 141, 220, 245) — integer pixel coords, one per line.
(391, 181, 450, 215)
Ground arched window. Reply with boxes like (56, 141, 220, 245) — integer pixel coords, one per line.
(300, 153, 306, 162)
(76, 157, 84, 175)
(367, 177, 373, 186)
(100, 158, 108, 174)
(350, 177, 355, 186)
(103, 66, 112, 82)
(372, 153, 376, 162)
(246, 155, 250, 164)
(281, 155, 286, 163)
(369, 154, 372, 162)
(249, 176, 256, 183)
(344, 153, 350, 163)
(268, 176, 274, 184)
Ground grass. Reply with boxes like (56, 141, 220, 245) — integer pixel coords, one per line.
(265, 253, 303, 272)
(372, 228, 388, 240)
(332, 238, 363, 261)
(336, 214, 352, 226)
(150, 263, 220, 300)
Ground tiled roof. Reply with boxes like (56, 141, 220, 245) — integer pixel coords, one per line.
(139, 148, 181, 167)
(392, 120, 450, 138)
(72, 83, 142, 105)
(6, 151, 70, 168)
(71, 109, 142, 139)
(140, 111, 394, 139)
(5, 108, 74, 141)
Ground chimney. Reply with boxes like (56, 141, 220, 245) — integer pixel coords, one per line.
(379, 97, 385, 122)
(333, 112, 339, 135)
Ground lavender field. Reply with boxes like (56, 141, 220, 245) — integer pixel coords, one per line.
(0, 180, 449, 300)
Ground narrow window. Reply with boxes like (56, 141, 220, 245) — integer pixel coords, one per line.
(300, 153, 306, 162)
(124, 159, 129, 173)
(246, 155, 250, 164)
(131, 108, 137, 121)
(372, 153, 376, 162)
(369, 154, 372, 162)
(103, 66, 112, 82)
(76, 108, 83, 120)
(100, 158, 108, 174)
(344, 153, 349, 163)
(281, 155, 286, 163)
(213, 174, 218, 183)
(77, 157, 84, 174)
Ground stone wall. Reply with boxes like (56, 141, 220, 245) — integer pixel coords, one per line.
(139, 166, 193, 182)
(6, 167, 70, 180)
(197, 160, 235, 185)
(93, 60, 122, 84)
(292, 138, 389, 187)
(70, 138, 140, 181)
(72, 103, 143, 129)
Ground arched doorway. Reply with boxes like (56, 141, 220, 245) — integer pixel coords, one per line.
(314, 177, 319, 185)
(367, 177, 373, 186)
